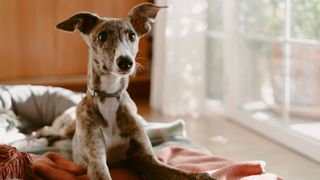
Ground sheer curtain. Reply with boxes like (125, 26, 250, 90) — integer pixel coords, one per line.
(151, 0, 208, 116)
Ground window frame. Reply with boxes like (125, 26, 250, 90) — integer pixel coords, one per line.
(206, 0, 320, 163)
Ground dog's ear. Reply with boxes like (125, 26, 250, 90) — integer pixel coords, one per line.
(56, 13, 100, 34)
(128, 3, 167, 36)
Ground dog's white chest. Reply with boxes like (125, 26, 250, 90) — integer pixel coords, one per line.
(97, 98, 129, 163)
(98, 98, 118, 125)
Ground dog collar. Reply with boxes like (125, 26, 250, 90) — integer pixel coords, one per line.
(87, 86, 123, 100)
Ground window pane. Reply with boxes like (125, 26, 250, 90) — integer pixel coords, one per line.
(238, 39, 276, 105)
(236, 38, 285, 125)
(239, 40, 320, 141)
(239, 0, 285, 37)
(288, 43, 320, 142)
(269, 44, 320, 109)
(291, 0, 320, 39)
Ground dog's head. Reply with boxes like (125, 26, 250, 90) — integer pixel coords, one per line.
(56, 3, 166, 76)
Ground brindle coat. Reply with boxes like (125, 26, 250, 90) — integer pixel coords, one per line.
(57, 3, 214, 180)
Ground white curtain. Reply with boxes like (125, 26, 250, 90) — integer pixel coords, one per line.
(151, 0, 208, 116)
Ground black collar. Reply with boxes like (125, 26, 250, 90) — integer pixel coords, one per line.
(87, 85, 124, 100)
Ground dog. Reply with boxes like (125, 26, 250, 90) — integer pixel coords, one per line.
(55, 3, 214, 180)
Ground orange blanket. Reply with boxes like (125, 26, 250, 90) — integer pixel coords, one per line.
(31, 146, 283, 180)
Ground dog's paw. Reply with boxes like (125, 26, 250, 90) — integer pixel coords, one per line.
(32, 126, 50, 138)
(195, 173, 216, 180)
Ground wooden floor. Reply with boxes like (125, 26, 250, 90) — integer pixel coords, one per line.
(136, 100, 320, 180)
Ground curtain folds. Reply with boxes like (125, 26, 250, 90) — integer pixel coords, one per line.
(151, 0, 208, 116)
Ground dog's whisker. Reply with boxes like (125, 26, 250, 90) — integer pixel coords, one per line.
(135, 62, 145, 72)
(135, 56, 147, 61)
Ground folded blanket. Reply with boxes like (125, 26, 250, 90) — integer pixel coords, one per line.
(157, 147, 283, 180)
(30, 146, 283, 180)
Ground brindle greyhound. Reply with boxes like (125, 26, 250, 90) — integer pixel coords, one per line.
(56, 3, 214, 180)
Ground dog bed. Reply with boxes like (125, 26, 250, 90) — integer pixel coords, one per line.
(0, 85, 283, 179)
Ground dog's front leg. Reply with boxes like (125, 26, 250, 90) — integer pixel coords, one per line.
(124, 117, 214, 180)
(80, 125, 111, 180)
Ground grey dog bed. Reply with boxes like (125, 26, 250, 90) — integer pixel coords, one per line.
(0, 85, 83, 127)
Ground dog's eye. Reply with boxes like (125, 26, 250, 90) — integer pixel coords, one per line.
(128, 32, 136, 42)
(98, 31, 107, 42)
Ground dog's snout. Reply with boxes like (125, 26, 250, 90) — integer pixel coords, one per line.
(117, 56, 133, 71)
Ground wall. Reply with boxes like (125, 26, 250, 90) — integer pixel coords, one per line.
(0, 0, 151, 98)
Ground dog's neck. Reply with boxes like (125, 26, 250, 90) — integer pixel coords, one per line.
(87, 59, 129, 99)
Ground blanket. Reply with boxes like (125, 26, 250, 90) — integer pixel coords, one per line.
(30, 146, 283, 180)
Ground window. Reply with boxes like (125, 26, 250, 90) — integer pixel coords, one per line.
(207, 0, 320, 162)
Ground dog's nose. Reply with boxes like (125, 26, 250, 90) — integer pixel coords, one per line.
(117, 56, 133, 71)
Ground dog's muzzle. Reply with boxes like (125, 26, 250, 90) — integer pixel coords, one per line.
(117, 56, 133, 71)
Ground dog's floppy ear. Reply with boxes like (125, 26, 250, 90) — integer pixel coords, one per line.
(128, 3, 167, 36)
(56, 13, 100, 34)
